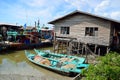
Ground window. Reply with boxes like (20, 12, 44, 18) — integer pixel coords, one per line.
(60, 27, 70, 34)
(85, 27, 98, 36)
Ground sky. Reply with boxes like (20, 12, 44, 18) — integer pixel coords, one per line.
(0, 0, 120, 28)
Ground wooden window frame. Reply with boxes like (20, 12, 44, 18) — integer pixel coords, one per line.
(60, 27, 70, 34)
(85, 27, 98, 36)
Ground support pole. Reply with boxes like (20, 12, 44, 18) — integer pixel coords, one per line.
(53, 32, 56, 53)
(85, 44, 88, 63)
(81, 44, 84, 56)
(62, 41, 63, 53)
(77, 41, 80, 54)
(98, 47, 101, 56)
(106, 46, 109, 54)
(94, 45, 97, 54)
(57, 41, 59, 53)
(66, 41, 69, 54)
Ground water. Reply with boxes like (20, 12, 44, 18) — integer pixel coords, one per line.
(0, 47, 73, 80)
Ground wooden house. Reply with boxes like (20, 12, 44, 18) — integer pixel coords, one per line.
(48, 10, 120, 54)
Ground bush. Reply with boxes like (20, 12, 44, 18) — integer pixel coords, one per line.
(82, 52, 120, 80)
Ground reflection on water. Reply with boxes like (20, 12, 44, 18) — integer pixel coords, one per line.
(0, 48, 72, 80)
(0, 59, 43, 76)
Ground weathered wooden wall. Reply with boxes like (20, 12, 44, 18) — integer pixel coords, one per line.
(54, 14, 111, 46)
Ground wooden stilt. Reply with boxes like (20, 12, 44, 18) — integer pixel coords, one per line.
(81, 44, 84, 56)
(57, 41, 59, 53)
(106, 47, 109, 54)
(77, 41, 80, 54)
(66, 41, 69, 54)
(62, 41, 63, 53)
(53, 42, 55, 53)
(68, 42, 70, 55)
(70, 42, 73, 55)
(98, 47, 101, 56)
(53, 32, 56, 53)
(94, 45, 97, 54)
(85, 44, 88, 63)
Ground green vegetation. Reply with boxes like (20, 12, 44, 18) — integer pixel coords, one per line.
(82, 52, 120, 80)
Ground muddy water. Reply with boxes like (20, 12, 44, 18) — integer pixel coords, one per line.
(0, 47, 73, 80)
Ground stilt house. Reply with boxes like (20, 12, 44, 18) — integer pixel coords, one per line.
(48, 10, 120, 54)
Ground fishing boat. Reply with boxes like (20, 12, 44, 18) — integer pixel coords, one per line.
(34, 49, 85, 64)
(25, 50, 89, 76)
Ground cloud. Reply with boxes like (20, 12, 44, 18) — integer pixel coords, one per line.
(93, 0, 120, 21)
(21, 0, 46, 7)
(64, 0, 90, 11)
(94, 0, 110, 14)
(0, 0, 62, 26)
(20, 0, 120, 22)
(0, 0, 120, 27)
(110, 11, 120, 20)
(18, 0, 71, 24)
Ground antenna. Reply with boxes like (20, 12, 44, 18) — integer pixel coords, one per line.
(38, 19, 40, 27)
(35, 21, 36, 28)
(25, 8, 28, 26)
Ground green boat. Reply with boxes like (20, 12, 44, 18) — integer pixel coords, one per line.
(34, 49, 85, 64)
(25, 50, 89, 76)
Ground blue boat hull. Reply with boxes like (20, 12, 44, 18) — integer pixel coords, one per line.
(25, 50, 89, 77)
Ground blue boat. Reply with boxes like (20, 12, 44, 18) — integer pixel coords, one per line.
(25, 50, 89, 76)
(34, 49, 86, 64)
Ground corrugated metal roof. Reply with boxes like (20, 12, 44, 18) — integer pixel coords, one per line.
(48, 10, 120, 24)
(0, 22, 17, 26)
(0, 22, 21, 27)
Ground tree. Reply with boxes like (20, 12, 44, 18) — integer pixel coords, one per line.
(82, 52, 120, 80)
